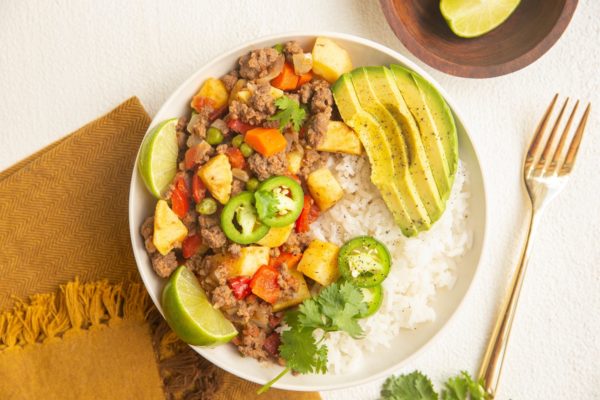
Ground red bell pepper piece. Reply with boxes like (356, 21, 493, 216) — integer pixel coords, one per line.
(226, 147, 246, 169)
(295, 194, 319, 233)
(182, 234, 203, 259)
(171, 175, 190, 218)
(171, 188, 189, 218)
(269, 252, 302, 269)
(250, 265, 281, 304)
(228, 276, 252, 300)
(192, 173, 206, 203)
(227, 119, 254, 134)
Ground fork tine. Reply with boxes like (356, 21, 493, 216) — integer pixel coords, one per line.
(526, 94, 558, 175)
(540, 97, 569, 167)
(563, 103, 592, 172)
(550, 100, 578, 172)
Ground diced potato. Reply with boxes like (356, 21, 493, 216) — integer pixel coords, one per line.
(190, 78, 229, 112)
(292, 53, 313, 75)
(234, 89, 251, 103)
(311, 37, 352, 83)
(257, 224, 294, 248)
(228, 79, 247, 105)
(316, 121, 363, 155)
(286, 149, 304, 174)
(273, 267, 311, 312)
(270, 86, 284, 99)
(211, 246, 270, 278)
(153, 200, 188, 255)
(307, 168, 344, 211)
(297, 240, 340, 286)
(198, 154, 232, 204)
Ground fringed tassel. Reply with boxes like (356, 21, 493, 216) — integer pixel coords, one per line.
(0, 278, 150, 349)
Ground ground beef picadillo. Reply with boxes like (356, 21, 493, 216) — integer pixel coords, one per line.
(141, 41, 347, 365)
(204, 262, 280, 362)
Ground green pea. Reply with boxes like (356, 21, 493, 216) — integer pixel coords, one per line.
(246, 178, 259, 192)
(196, 198, 217, 215)
(273, 43, 284, 54)
(206, 127, 224, 145)
(231, 134, 244, 148)
(239, 143, 254, 158)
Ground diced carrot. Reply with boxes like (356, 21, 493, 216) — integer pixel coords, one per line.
(245, 128, 287, 157)
(250, 265, 280, 304)
(271, 63, 299, 91)
(297, 71, 313, 87)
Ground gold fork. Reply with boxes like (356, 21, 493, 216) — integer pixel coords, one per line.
(478, 95, 592, 398)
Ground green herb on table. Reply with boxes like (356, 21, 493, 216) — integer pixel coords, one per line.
(380, 370, 490, 400)
(257, 281, 367, 394)
(268, 96, 307, 132)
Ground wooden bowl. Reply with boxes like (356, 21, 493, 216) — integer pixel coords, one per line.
(380, 0, 578, 78)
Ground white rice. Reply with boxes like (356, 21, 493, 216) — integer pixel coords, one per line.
(310, 154, 472, 374)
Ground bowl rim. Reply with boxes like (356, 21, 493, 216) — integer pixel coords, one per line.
(379, 0, 578, 78)
(128, 30, 489, 392)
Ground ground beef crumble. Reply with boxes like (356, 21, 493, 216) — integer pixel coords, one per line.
(283, 40, 304, 64)
(281, 231, 313, 254)
(299, 148, 326, 177)
(238, 48, 284, 81)
(247, 152, 288, 180)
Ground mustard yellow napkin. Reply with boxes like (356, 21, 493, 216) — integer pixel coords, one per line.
(0, 98, 320, 400)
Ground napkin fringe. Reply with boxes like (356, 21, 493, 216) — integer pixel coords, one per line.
(0, 278, 151, 349)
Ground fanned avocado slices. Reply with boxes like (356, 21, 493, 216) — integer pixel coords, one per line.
(332, 65, 458, 236)
(332, 74, 418, 237)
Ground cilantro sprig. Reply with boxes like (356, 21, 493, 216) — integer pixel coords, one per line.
(380, 371, 490, 400)
(258, 281, 366, 393)
(268, 96, 307, 132)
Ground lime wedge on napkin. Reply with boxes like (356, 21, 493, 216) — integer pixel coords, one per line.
(162, 266, 237, 346)
(138, 118, 179, 198)
(440, 0, 521, 38)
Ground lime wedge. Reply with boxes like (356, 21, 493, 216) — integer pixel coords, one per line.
(162, 266, 238, 346)
(440, 0, 521, 38)
(138, 118, 179, 198)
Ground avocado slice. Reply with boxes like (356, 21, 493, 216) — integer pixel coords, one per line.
(353, 66, 445, 224)
(348, 67, 431, 231)
(390, 65, 453, 201)
(332, 74, 419, 236)
(390, 65, 458, 199)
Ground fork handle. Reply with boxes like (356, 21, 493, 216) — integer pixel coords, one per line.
(478, 212, 540, 398)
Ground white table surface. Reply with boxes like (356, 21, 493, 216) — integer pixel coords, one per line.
(1, 1, 598, 399)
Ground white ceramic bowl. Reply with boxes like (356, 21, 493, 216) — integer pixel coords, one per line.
(129, 32, 487, 392)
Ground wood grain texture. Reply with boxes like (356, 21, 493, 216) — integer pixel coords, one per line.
(379, 0, 578, 78)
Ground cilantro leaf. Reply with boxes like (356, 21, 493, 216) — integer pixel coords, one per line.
(381, 371, 438, 400)
(441, 372, 489, 400)
(298, 298, 324, 328)
(317, 281, 366, 338)
(279, 325, 319, 374)
(268, 96, 307, 132)
(254, 190, 279, 221)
